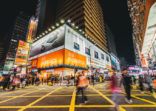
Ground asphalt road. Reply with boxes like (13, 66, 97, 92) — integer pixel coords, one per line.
(0, 83, 156, 111)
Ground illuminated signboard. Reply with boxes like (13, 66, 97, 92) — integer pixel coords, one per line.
(37, 49, 64, 68)
(64, 49, 86, 68)
(27, 17, 38, 43)
(15, 40, 30, 65)
(32, 49, 87, 69)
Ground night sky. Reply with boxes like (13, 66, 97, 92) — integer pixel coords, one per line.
(0, 0, 135, 65)
(102, 0, 135, 65)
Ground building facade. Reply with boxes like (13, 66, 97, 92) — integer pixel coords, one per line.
(104, 24, 120, 70)
(36, 0, 107, 52)
(127, 0, 146, 66)
(3, 12, 30, 73)
(30, 24, 111, 78)
(128, 0, 156, 67)
(0, 41, 5, 70)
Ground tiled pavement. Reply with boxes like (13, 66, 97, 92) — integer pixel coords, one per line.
(0, 84, 156, 111)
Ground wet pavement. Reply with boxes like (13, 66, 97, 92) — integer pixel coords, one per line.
(0, 84, 156, 111)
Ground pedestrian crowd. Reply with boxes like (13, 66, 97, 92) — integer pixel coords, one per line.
(0, 74, 40, 91)
(1, 67, 156, 111)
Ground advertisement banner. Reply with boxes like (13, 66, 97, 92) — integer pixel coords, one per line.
(15, 40, 30, 65)
(32, 49, 87, 69)
(30, 25, 65, 57)
(37, 49, 64, 68)
(64, 49, 87, 68)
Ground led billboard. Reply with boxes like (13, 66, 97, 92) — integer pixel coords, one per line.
(30, 25, 65, 57)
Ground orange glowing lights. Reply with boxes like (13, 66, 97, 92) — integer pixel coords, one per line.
(15, 40, 30, 65)
(31, 49, 87, 69)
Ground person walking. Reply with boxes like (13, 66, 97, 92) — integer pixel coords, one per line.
(2, 75, 10, 91)
(76, 71, 89, 104)
(139, 75, 144, 93)
(91, 74, 95, 86)
(70, 75, 75, 86)
(122, 67, 133, 104)
(111, 70, 121, 110)
(145, 74, 153, 94)
(51, 75, 55, 86)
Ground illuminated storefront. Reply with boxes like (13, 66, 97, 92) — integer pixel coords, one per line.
(29, 24, 111, 76)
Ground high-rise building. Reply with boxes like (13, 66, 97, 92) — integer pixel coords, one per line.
(36, 0, 56, 35)
(105, 24, 117, 56)
(127, 0, 146, 65)
(0, 41, 5, 70)
(3, 12, 30, 72)
(36, 0, 107, 52)
(105, 24, 120, 70)
(128, 0, 156, 66)
(56, 0, 107, 52)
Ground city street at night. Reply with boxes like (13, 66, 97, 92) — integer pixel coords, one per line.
(0, 84, 156, 111)
(1, 0, 156, 111)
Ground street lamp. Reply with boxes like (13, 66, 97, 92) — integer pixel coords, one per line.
(71, 23, 75, 27)
(56, 23, 59, 27)
(48, 28, 51, 32)
(45, 30, 48, 34)
(67, 19, 71, 23)
(60, 19, 65, 24)
(52, 26, 55, 29)
(42, 33, 45, 36)
(79, 29, 82, 32)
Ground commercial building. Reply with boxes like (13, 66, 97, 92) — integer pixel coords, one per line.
(0, 42, 5, 70)
(36, 0, 107, 52)
(105, 24, 117, 57)
(127, 0, 146, 65)
(142, 0, 156, 68)
(128, 0, 156, 67)
(3, 12, 30, 73)
(36, 0, 57, 35)
(30, 24, 111, 77)
(105, 24, 120, 70)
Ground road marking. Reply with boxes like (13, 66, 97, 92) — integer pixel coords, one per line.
(17, 87, 62, 111)
(131, 95, 156, 105)
(118, 106, 126, 111)
(69, 88, 76, 111)
(0, 89, 43, 104)
(120, 104, 156, 107)
(75, 105, 114, 108)
(121, 91, 156, 105)
(30, 105, 70, 108)
(89, 86, 115, 106)
(0, 106, 23, 108)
